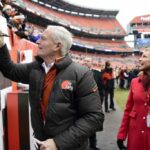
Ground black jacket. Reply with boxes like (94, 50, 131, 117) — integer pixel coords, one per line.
(92, 69, 104, 97)
(0, 44, 104, 150)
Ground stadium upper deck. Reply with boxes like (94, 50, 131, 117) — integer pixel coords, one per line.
(73, 36, 132, 52)
(128, 14, 150, 48)
(11, 0, 126, 37)
(130, 14, 150, 25)
(31, 0, 119, 17)
(10, 0, 138, 55)
(129, 14, 150, 32)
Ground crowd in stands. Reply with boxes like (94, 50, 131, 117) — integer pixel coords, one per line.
(70, 52, 140, 91)
(19, 0, 125, 36)
(70, 51, 139, 69)
(0, 1, 42, 43)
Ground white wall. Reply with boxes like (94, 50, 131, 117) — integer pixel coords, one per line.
(0, 16, 11, 50)
(125, 34, 135, 48)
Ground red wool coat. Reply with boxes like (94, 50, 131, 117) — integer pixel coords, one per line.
(117, 77, 150, 150)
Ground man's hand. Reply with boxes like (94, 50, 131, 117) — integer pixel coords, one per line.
(35, 138, 58, 150)
(0, 30, 5, 48)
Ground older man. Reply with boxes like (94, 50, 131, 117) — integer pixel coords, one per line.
(0, 25, 104, 150)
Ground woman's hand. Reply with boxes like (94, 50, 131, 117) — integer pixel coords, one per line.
(117, 139, 126, 150)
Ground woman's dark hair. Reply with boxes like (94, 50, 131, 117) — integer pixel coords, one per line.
(139, 74, 150, 91)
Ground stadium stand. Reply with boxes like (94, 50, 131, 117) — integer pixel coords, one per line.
(7, 0, 140, 66)
(11, 0, 126, 36)
(31, 0, 118, 17)
(73, 36, 132, 51)
(70, 51, 139, 69)
(0, 0, 141, 70)
(10, 3, 126, 39)
(128, 14, 150, 48)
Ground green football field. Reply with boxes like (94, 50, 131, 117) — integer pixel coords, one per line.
(114, 88, 129, 111)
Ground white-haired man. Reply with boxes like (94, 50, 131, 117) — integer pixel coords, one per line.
(0, 25, 104, 150)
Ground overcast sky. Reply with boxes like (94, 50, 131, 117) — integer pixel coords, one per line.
(64, 0, 150, 31)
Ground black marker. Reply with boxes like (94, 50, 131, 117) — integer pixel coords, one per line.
(0, 34, 9, 37)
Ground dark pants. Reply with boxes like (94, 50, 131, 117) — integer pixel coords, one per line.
(99, 90, 104, 105)
(89, 133, 97, 148)
(104, 88, 114, 111)
(119, 79, 124, 89)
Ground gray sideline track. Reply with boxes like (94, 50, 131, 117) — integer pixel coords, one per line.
(96, 102, 123, 150)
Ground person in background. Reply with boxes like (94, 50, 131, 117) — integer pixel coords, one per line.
(123, 68, 129, 89)
(117, 48, 150, 150)
(114, 66, 120, 87)
(28, 28, 41, 43)
(102, 61, 116, 113)
(1, 4, 12, 22)
(0, 25, 104, 150)
(92, 63, 104, 105)
(89, 63, 104, 150)
(2, 4, 28, 39)
(119, 68, 125, 89)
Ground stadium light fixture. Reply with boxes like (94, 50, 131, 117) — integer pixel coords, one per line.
(45, 4, 51, 8)
(31, 0, 38, 2)
(52, 6, 57, 10)
(79, 13, 84, 16)
(71, 11, 78, 15)
(93, 14, 100, 18)
(58, 8, 64, 12)
(65, 10, 71, 13)
(39, 1, 44, 5)
(85, 14, 92, 17)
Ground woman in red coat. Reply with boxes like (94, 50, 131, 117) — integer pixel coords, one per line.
(117, 48, 150, 150)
